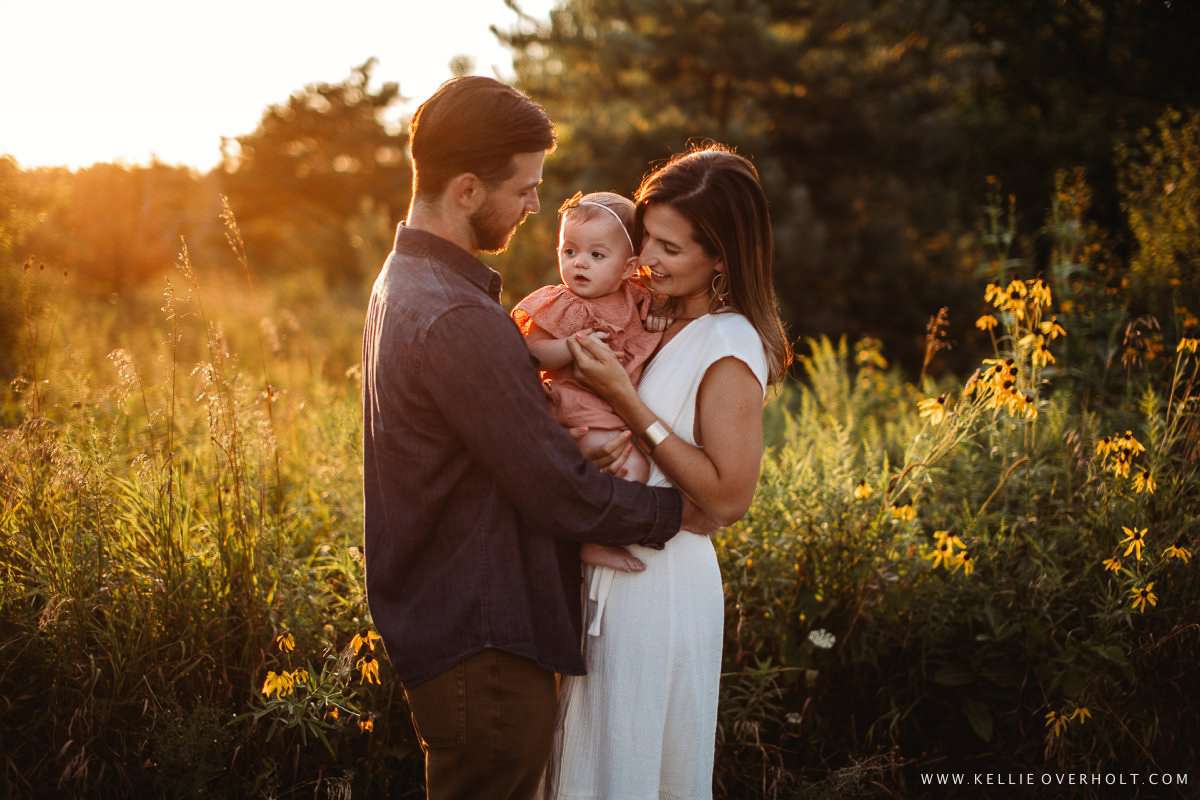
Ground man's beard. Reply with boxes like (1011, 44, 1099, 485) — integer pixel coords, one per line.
(469, 197, 525, 253)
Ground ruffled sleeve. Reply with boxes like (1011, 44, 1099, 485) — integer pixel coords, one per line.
(512, 284, 597, 339)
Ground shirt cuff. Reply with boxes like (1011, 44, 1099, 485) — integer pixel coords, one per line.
(638, 487, 683, 549)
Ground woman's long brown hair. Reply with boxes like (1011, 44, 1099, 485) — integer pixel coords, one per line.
(634, 144, 793, 385)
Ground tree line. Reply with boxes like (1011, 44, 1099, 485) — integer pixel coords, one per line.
(2, 1, 1198, 377)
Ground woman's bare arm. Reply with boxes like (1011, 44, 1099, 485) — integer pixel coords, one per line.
(567, 335, 764, 527)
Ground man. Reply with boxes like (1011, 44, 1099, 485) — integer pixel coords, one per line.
(362, 76, 712, 799)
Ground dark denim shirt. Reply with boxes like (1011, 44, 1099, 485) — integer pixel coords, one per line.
(362, 224, 682, 686)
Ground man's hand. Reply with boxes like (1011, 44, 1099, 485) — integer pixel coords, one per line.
(681, 497, 721, 536)
(570, 427, 634, 477)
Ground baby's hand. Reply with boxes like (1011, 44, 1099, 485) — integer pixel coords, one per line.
(577, 328, 611, 345)
(644, 312, 671, 333)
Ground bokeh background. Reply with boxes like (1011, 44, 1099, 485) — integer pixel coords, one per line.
(3, 1, 1200, 797)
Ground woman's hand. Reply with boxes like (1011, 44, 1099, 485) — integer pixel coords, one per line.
(569, 427, 634, 476)
(566, 333, 637, 408)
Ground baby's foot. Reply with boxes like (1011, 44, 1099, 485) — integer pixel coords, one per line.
(581, 543, 645, 573)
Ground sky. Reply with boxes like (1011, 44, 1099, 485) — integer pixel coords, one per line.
(0, 0, 556, 171)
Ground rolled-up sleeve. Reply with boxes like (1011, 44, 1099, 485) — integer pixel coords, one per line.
(420, 304, 680, 547)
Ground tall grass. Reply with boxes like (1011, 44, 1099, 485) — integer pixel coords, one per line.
(3, 157, 1199, 798)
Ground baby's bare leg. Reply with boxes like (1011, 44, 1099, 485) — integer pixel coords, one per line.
(575, 428, 650, 572)
(581, 542, 646, 572)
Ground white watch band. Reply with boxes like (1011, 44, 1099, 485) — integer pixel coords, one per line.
(642, 421, 670, 451)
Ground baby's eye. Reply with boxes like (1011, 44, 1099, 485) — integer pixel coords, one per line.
(562, 248, 575, 257)
(591, 251, 605, 260)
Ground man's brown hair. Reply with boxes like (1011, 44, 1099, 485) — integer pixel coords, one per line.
(409, 76, 556, 199)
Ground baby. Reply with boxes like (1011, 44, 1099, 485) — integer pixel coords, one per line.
(512, 191, 663, 573)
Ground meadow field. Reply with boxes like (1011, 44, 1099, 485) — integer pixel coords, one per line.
(2, 155, 1199, 798)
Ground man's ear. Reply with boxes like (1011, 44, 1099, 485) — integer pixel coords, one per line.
(447, 172, 486, 212)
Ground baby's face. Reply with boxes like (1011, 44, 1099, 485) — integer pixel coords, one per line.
(557, 212, 633, 299)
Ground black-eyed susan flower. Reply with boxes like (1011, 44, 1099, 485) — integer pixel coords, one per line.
(261, 670, 296, 699)
(926, 535, 958, 570)
(1045, 710, 1069, 737)
(359, 716, 374, 733)
(357, 654, 381, 685)
(852, 480, 874, 500)
(1163, 541, 1192, 563)
(1121, 431, 1146, 454)
(1070, 706, 1092, 725)
(1121, 526, 1148, 561)
(1095, 435, 1114, 458)
(1178, 337, 1199, 354)
(351, 628, 382, 654)
(952, 549, 975, 576)
(891, 501, 916, 521)
(275, 632, 294, 653)
(1102, 557, 1121, 574)
(1040, 317, 1066, 339)
(1130, 582, 1157, 613)
(1132, 470, 1156, 494)
(918, 394, 948, 425)
(327, 706, 340, 721)
(975, 314, 998, 331)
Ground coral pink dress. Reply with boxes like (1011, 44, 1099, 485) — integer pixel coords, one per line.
(512, 282, 661, 430)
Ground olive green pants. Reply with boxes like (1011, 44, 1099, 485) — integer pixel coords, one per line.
(402, 648, 558, 800)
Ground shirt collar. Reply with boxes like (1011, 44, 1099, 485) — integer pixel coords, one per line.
(392, 223, 503, 301)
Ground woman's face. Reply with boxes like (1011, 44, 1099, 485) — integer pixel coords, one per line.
(638, 203, 722, 313)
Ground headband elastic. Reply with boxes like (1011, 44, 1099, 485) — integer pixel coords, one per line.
(559, 192, 636, 254)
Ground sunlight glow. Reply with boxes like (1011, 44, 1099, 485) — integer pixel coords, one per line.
(0, 0, 555, 171)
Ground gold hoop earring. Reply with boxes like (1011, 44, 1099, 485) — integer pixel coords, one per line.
(710, 271, 730, 308)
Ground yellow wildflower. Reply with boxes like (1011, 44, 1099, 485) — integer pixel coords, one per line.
(261, 670, 296, 699)
(926, 533, 959, 570)
(359, 716, 374, 733)
(1132, 470, 1156, 494)
(1040, 317, 1066, 339)
(1070, 706, 1093, 725)
(918, 393, 949, 425)
(1045, 710, 1069, 737)
(852, 480, 874, 500)
(275, 632, 295, 653)
(1121, 526, 1148, 561)
(1032, 342, 1056, 368)
(1027, 279, 1052, 308)
(1163, 542, 1192, 563)
(327, 706, 340, 721)
(952, 549, 974, 576)
(1102, 557, 1121, 574)
(1130, 582, 1157, 613)
(975, 314, 998, 331)
(1178, 338, 1199, 354)
(352, 628, 382, 654)
(891, 501, 916, 521)
(1121, 431, 1146, 454)
(357, 654, 381, 685)
(1094, 436, 1114, 458)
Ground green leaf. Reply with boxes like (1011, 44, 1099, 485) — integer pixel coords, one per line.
(961, 698, 994, 742)
(933, 662, 975, 687)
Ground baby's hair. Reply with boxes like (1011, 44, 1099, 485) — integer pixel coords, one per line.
(558, 191, 636, 249)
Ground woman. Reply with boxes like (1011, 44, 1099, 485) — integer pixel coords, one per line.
(550, 144, 792, 798)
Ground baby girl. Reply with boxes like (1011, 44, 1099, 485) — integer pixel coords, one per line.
(512, 191, 663, 573)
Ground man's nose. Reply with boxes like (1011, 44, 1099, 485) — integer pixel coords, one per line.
(527, 191, 541, 214)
